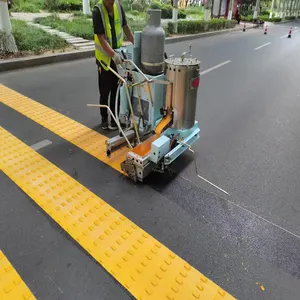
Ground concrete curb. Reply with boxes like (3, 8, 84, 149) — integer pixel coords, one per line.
(273, 19, 300, 24)
(0, 49, 94, 73)
(166, 26, 246, 44)
(0, 26, 248, 73)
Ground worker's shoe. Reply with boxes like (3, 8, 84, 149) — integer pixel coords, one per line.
(101, 119, 108, 130)
(109, 121, 118, 130)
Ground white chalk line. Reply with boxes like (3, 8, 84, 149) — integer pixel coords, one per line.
(197, 174, 230, 196)
(180, 174, 300, 241)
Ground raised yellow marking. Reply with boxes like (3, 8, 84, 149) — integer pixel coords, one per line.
(0, 250, 35, 300)
(0, 84, 127, 173)
(0, 127, 236, 300)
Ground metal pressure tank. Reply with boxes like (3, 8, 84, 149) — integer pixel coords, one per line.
(141, 9, 165, 75)
(165, 56, 200, 129)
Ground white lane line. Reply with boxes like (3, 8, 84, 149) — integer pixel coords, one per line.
(281, 34, 288, 39)
(295, 29, 299, 33)
(30, 139, 52, 151)
(254, 42, 271, 51)
(200, 60, 231, 76)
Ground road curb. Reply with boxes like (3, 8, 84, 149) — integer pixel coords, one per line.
(273, 19, 300, 24)
(0, 26, 248, 73)
(0, 49, 94, 73)
(166, 26, 245, 44)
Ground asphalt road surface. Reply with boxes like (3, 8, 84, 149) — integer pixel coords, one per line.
(1, 21, 300, 300)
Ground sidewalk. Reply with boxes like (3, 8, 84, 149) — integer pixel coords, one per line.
(11, 12, 73, 22)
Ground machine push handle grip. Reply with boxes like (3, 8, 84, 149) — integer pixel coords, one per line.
(164, 52, 168, 59)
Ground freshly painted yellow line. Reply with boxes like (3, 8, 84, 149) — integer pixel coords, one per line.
(0, 250, 35, 300)
(0, 84, 127, 174)
(0, 127, 235, 300)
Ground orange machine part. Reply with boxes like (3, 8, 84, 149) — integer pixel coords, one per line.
(132, 114, 172, 157)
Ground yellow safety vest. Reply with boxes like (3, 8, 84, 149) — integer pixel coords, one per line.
(94, 0, 123, 70)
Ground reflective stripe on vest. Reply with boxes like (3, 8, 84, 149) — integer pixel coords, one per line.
(94, 0, 123, 70)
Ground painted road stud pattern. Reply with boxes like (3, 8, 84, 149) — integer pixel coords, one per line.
(0, 127, 236, 300)
(0, 250, 35, 300)
(0, 84, 127, 173)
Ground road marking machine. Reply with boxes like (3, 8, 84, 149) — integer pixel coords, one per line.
(88, 9, 201, 182)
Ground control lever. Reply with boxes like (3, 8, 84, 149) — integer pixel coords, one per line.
(121, 49, 127, 60)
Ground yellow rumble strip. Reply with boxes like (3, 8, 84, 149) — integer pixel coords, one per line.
(0, 84, 126, 173)
(0, 250, 35, 300)
(0, 127, 235, 300)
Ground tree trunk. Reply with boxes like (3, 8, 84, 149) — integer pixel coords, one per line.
(0, 0, 18, 53)
(82, 0, 91, 15)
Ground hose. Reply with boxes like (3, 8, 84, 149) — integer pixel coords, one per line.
(170, 133, 179, 150)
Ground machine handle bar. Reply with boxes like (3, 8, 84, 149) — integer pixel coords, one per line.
(100, 60, 141, 144)
(87, 104, 133, 150)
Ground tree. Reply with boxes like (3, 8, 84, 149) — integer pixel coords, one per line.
(0, 0, 18, 53)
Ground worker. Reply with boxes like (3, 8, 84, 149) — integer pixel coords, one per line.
(93, 0, 134, 130)
(235, 8, 241, 24)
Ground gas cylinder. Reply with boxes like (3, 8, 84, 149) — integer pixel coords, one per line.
(141, 9, 165, 75)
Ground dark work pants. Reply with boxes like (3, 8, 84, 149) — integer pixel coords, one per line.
(98, 60, 119, 122)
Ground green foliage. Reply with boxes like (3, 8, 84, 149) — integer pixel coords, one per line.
(241, 15, 282, 23)
(168, 19, 237, 35)
(131, 1, 144, 11)
(35, 15, 94, 40)
(260, 15, 281, 22)
(128, 21, 147, 32)
(184, 6, 203, 15)
(259, 15, 268, 21)
(129, 10, 143, 16)
(285, 16, 296, 20)
(44, 0, 82, 11)
(73, 10, 84, 17)
(122, 0, 134, 11)
(150, 1, 161, 9)
(178, 10, 186, 19)
(160, 5, 186, 19)
(241, 15, 253, 22)
(90, 0, 98, 7)
(11, 0, 44, 12)
(161, 4, 172, 18)
(57, 0, 82, 11)
(34, 14, 168, 41)
(10, 19, 67, 54)
(44, 0, 59, 11)
(260, 10, 269, 16)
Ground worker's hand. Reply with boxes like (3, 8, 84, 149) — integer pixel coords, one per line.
(112, 52, 123, 65)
